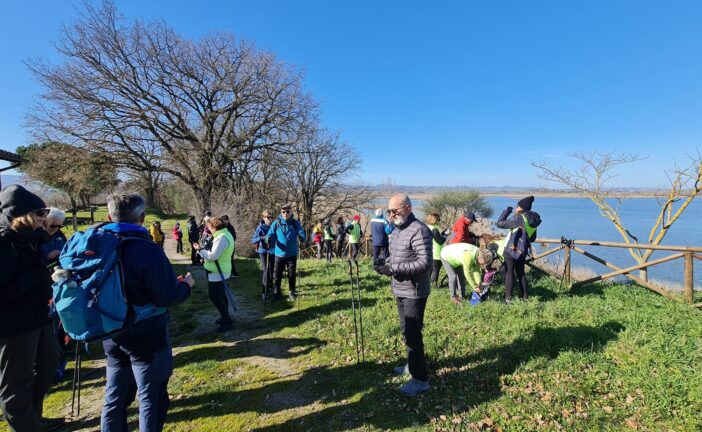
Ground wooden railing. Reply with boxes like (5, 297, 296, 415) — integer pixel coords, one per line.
(299, 237, 374, 259)
(529, 238, 701, 307)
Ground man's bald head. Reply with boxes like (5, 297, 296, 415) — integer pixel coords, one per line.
(388, 194, 412, 225)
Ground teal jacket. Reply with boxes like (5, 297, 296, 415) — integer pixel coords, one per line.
(265, 215, 307, 257)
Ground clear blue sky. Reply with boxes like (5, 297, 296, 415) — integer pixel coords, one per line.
(1, 1, 701, 188)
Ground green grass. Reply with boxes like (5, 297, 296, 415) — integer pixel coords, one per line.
(5, 256, 701, 431)
(62, 206, 187, 237)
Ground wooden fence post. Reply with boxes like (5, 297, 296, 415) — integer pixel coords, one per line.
(71, 208, 78, 232)
(684, 251, 694, 304)
(564, 245, 571, 284)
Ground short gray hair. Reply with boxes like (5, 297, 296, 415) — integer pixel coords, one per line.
(374, 208, 383, 217)
(47, 207, 66, 222)
(107, 193, 146, 224)
(389, 193, 412, 207)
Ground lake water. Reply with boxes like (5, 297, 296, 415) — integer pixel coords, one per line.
(408, 197, 702, 288)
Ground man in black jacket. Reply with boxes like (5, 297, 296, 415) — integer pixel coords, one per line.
(186, 216, 200, 265)
(374, 194, 433, 397)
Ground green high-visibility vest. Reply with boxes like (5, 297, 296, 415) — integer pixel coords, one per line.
(204, 229, 235, 276)
(324, 225, 334, 241)
(427, 223, 443, 259)
(348, 223, 361, 244)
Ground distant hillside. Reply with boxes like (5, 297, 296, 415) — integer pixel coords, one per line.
(370, 184, 662, 197)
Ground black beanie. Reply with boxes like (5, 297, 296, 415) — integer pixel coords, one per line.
(0, 185, 47, 226)
(517, 196, 534, 211)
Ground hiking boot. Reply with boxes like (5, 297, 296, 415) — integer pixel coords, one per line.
(451, 296, 462, 305)
(215, 317, 232, 326)
(271, 292, 283, 302)
(393, 364, 409, 376)
(505, 299, 513, 305)
(41, 417, 65, 431)
(399, 379, 430, 396)
(288, 292, 298, 301)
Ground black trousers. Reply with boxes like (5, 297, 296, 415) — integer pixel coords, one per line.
(336, 238, 346, 257)
(372, 245, 388, 263)
(504, 255, 528, 300)
(259, 253, 275, 294)
(395, 296, 429, 382)
(208, 280, 232, 324)
(430, 259, 442, 285)
(0, 323, 60, 432)
(189, 242, 199, 265)
(273, 255, 298, 295)
(323, 240, 333, 262)
(176, 239, 183, 254)
(350, 243, 360, 260)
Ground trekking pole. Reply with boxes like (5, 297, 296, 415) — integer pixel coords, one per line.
(354, 259, 365, 362)
(70, 342, 82, 418)
(347, 259, 361, 363)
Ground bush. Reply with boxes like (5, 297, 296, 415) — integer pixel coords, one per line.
(421, 189, 493, 226)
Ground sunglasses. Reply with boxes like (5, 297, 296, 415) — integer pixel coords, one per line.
(33, 209, 50, 217)
(387, 205, 407, 215)
(281, 209, 291, 214)
(49, 224, 64, 229)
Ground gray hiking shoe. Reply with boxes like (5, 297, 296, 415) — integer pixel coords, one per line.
(393, 364, 409, 375)
(399, 378, 430, 396)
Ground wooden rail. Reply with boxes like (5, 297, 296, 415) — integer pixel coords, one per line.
(531, 238, 700, 305)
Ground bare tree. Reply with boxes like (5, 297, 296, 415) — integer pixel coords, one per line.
(275, 129, 374, 238)
(27, 1, 315, 215)
(533, 151, 702, 280)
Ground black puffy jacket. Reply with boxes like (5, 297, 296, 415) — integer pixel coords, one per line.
(0, 227, 52, 338)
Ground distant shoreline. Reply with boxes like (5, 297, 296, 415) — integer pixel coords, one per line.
(377, 192, 668, 201)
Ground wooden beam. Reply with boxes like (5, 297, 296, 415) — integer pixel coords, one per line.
(528, 245, 564, 262)
(694, 253, 702, 261)
(570, 246, 678, 301)
(535, 238, 702, 253)
(684, 252, 694, 304)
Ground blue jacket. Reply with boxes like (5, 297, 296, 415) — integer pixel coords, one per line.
(250, 222, 273, 255)
(41, 230, 67, 265)
(101, 223, 190, 356)
(265, 215, 306, 257)
(370, 216, 393, 246)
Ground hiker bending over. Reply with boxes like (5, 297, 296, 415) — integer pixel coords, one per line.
(0, 185, 64, 432)
(194, 217, 235, 333)
(265, 204, 306, 301)
(100, 192, 192, 432)
(374, 194, 433, 397)
(496, 196, 542, 303)
(440, 243, 493, 304)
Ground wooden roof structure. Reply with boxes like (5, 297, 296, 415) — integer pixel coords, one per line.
(0, 149, 23, 189)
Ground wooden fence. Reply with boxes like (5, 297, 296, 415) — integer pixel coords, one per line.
(299, 237, 374, 259)
(528, 238, 701, 307)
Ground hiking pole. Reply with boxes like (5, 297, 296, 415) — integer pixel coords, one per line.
(354, 259, 365, 362)
(70, 342, 82, 418)
(347, 259, 361, 363)
(214, 261, 237, 314)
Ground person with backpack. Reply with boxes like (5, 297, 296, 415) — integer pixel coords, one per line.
(425, 213, 448, 288)
(172, 222, 184, 254)
(251, 211, 275, 298)
(0, 185, 64, 432)
(335, 216, 347, 258)
(322, 218, 335, 263)
(370, 209, 393, 263)
(265, 204, 306, 301)
(346, 215, 363, 260)
(96, 193, 192, 432)
(496, 196, 542, 303)
(440, 242, 493, 304)
(193, 217, 235, 333)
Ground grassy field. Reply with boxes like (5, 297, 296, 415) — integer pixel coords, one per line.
(5, 248, 696, 432)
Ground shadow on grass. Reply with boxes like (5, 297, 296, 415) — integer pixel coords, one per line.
(165, 322, 624, 431)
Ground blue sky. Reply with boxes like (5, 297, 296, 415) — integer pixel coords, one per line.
(1, 1, 701, 187)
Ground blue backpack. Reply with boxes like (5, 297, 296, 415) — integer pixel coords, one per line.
(52, 226, 149, 342)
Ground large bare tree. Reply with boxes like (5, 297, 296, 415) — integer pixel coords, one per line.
(533, 151, 702, 280)
(27, 1, 315, 214)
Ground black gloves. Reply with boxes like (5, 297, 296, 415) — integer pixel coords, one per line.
(505, 206, 513, 213)
(374, 264, 393, 276)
